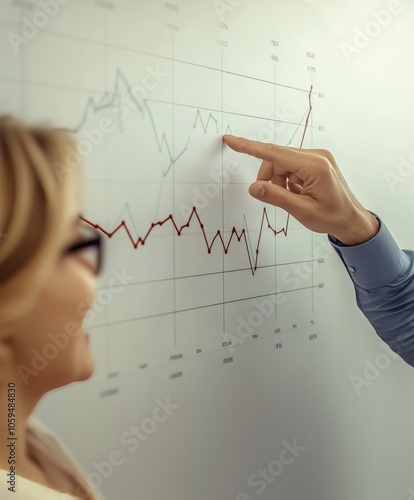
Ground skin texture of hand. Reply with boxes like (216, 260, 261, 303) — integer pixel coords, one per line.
(223, 135, 380, 246)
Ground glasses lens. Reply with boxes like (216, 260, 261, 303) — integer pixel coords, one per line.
(81, 241, 100, 274)
(69, 225, 102, 275)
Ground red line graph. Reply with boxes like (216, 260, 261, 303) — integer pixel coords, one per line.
(81, 84, 313, 276)
(81, 208, 289, 276)
(300, 85, 313, 148)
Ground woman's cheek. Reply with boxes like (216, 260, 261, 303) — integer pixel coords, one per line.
(13, 258, 97, 387)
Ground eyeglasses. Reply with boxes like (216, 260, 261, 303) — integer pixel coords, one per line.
(65, 223, 103, 275)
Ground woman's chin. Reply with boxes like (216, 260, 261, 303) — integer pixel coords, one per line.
(39, 337, 96, 390)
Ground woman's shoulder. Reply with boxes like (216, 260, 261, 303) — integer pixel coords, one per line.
(0, 468, 79, 499)
(25, 416, 104, 499)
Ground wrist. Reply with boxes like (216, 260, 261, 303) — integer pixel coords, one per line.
(331, 210, 380, 246)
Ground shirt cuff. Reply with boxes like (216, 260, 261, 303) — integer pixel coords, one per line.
(328, 214, 407, 289)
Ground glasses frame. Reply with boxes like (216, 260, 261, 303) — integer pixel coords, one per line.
(65, 224, 103, 275)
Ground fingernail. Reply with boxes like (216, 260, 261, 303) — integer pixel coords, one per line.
(252, 185, 265, 198)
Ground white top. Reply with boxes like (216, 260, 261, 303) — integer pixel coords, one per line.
(0, 417, 105, 499)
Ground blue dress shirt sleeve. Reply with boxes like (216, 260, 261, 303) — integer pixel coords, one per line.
(328, 214, 414, 367)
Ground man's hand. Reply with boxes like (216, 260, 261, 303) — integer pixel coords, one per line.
(223, 135, 380, 246)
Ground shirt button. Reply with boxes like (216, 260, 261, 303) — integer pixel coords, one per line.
(348, 266, 356, 273)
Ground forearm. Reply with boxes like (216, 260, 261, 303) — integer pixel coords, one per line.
(353, 272, 414, 366)
(329, 215, 414, 367)
(331, 208, 380, 246)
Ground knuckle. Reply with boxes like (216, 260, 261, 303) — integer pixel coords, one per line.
(315, 156, 332, 172)
(270, 187, 286, 208)
(316, 148, 335, 163)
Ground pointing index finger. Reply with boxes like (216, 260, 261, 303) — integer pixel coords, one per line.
(223, 134, 310, 175)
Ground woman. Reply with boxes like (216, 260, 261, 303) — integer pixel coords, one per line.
(0, 115, 104, 499)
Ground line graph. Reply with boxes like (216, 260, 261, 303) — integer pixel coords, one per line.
(193, 109, 233, 135)
(80, 80, 313, 276)
(73, 68, 191, 175)
(75, 65, 314, 221)
(8, 4, 349, 499)
(65, 38, 322, 360)
(81, 207, 290, 276)
(300, 85, 313, 148)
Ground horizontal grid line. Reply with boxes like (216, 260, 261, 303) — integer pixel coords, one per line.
(7, 26, 315, 94)
(89, 286, 316, 329)
(98, 259, 317, 288)
(0, 78, 315, 126)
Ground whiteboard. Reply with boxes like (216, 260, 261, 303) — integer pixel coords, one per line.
(2, 0, 414, 498)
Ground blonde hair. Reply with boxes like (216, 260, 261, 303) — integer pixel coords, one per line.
(0, 116, 98, 499)
(0, 115, 81, 325)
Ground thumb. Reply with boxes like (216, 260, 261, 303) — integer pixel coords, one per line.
(249, 181, 308, 215)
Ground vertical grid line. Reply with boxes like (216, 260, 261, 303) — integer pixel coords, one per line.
(172, 35, 177, 347)
(221, 50, 226, 335)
